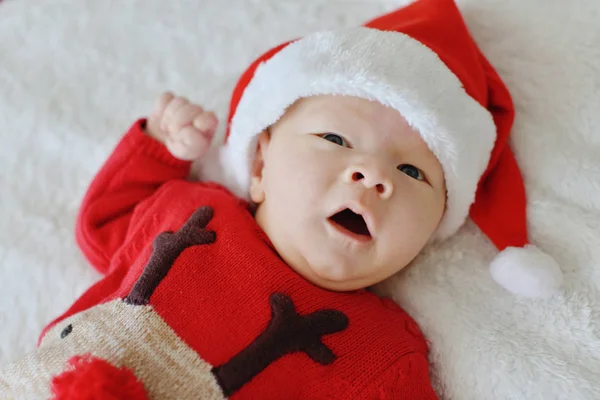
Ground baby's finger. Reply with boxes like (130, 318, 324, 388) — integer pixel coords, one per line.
(152, 92, 175, 119)
(178, 125, 211, 148)
(166, 129, 210, 161)
(192, 111, 219, 138)
(168, 103, 205, 138)
(160, 96, 190, 132)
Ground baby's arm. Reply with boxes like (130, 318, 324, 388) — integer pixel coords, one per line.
(76, 93, 218, 274)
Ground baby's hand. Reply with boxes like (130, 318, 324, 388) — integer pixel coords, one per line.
(146, 92, 219, 161)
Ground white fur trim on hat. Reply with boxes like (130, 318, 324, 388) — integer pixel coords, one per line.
(490, 244, 564, 298)
(220, 27, 497, 240)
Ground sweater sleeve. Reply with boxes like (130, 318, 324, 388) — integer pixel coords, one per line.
(356, 352, 439, 400)
(75, 119, 191, 274)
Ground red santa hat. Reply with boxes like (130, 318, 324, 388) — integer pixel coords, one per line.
(201, 0, 563, 298)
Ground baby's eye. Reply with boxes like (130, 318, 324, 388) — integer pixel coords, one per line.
(321, 133, 349, 147)
(398, 164, 425, 181)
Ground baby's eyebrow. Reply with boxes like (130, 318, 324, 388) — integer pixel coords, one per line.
(390, 139, 442, 172)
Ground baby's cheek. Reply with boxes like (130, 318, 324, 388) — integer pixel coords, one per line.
(271, 149, 329, 200)
(391, 196, 439, 240)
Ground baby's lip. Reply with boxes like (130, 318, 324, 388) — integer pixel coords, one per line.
(328, 201, 376, 238)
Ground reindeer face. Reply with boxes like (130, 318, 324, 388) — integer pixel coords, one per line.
(0, 300, 225, 400)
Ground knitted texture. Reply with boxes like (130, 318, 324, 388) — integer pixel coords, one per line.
(4, 120, 440, 399)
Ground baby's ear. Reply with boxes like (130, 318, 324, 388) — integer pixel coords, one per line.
(249, 130, 270, 203)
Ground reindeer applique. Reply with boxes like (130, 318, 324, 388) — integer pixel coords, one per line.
(0, 206, 349, 399)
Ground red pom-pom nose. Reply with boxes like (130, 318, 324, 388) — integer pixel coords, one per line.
(51, 354, 149, 400)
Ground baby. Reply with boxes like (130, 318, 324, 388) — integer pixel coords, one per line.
(0, 0, 563, 398)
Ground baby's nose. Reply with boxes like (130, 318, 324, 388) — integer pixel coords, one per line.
(343, 164, 393, 199)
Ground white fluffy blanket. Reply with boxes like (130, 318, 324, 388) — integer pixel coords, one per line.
(1, 0, 598, 399)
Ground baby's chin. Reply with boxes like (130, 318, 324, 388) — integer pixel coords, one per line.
(291, 261, 386, 292)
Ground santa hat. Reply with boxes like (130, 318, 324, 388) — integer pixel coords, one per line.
(200, 0, 563, 298)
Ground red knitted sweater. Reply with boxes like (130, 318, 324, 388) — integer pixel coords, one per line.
(42, 120, 438, 399)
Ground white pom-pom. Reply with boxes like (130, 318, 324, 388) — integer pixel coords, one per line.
(489, 244, 563, 298)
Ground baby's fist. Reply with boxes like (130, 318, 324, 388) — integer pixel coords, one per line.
(146, 92, 218, 161)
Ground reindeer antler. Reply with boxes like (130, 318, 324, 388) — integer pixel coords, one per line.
(125, 206, 216, 306)
(212, 293, 349, 396)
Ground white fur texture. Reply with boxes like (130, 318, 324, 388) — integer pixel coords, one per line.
(1, 1, 599, 399)
(490, 245, 563, 298)
(223, 28, 496, 242)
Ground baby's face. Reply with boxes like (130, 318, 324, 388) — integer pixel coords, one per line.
(250, 95, 446, 291)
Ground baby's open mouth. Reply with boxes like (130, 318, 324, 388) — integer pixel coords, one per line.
(328, 208, 372, 239)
